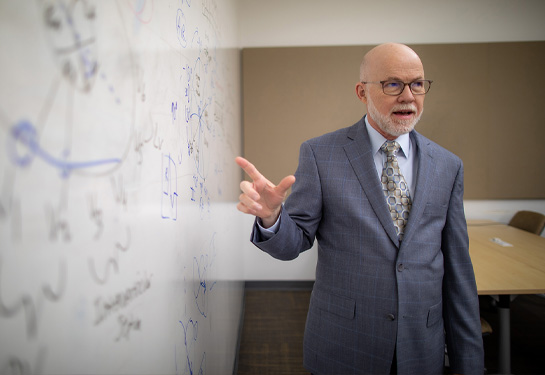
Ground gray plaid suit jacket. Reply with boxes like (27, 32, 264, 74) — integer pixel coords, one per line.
(251, 116, 484, 375)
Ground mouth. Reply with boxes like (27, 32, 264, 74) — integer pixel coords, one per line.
(391, 107, 416, 119)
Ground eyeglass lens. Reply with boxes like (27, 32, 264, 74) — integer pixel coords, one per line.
(383, 80, 430, 95)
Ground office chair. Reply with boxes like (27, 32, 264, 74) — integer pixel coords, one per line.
(509, 210, 545, 299)
(507, 210, 545, 236)
(480, 317, 493, 334)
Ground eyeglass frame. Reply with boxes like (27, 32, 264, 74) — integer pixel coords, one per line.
(361, 79, 433, 96)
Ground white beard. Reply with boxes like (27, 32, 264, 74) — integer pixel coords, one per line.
(367, 95, 423, 137)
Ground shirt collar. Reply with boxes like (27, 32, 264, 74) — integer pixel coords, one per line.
(364, 115, 411, 159)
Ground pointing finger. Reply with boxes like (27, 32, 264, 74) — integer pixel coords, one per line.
(235, 156, 264, 182)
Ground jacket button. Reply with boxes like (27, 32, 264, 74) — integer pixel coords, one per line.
(387, 314, 395, 321)
(397, 263, 404, 272)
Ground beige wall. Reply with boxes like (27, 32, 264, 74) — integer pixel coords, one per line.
(243, 42, 545, 199)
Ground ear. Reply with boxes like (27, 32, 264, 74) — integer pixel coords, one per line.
(355, 82, 367, 104)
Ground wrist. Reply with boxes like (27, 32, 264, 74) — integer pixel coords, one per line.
(261, 207, 282, 228)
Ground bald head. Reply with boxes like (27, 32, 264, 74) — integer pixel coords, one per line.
(360, 43, 424, 82)
(355, 43, 427, 140)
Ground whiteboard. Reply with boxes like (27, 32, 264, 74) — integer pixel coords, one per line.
(0, 1, 244, 374)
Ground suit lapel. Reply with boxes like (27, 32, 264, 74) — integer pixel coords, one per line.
(401, 132, 434, 245)
(343, 119, 400, 246)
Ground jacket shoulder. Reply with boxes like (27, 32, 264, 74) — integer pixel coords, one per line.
(412, 131, 463, 165)
(304, 120, 362, 147)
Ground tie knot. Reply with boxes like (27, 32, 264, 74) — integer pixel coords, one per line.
(381, 141, 400, 156)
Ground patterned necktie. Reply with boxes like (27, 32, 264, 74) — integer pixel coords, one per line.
(381, 141, 412, 240)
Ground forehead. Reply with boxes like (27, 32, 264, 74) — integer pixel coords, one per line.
(367, 48, 425, 81)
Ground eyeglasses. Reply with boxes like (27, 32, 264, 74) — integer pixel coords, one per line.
(361, 79, 433, 96)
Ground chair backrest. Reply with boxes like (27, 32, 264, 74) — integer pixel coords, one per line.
(508, 210, 545, 235)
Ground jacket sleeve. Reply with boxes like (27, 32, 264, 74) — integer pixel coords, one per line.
(441, 160, 484, 374)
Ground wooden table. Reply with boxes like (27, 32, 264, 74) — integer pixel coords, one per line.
(467, 220, 545, 374)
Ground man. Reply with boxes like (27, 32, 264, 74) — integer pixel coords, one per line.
(236, 43, 484, 374)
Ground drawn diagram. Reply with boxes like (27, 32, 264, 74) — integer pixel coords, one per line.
(0, 0, 243, 374)
(192, 233, 218, 318)
(162, 153, 178, 220)
(177, 318, 206, 375)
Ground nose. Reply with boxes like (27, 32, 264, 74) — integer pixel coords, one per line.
(397, 84, 415, 102)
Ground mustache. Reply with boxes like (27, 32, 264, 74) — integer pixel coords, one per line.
(391, 104, 417, 113)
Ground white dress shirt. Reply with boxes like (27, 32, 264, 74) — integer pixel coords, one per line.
(364, 115, 418, 197)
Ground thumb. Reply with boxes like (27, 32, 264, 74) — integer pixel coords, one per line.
(275, 175, 296, 196)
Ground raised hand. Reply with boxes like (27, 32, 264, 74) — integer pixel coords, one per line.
(235, 156, 296, 228)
